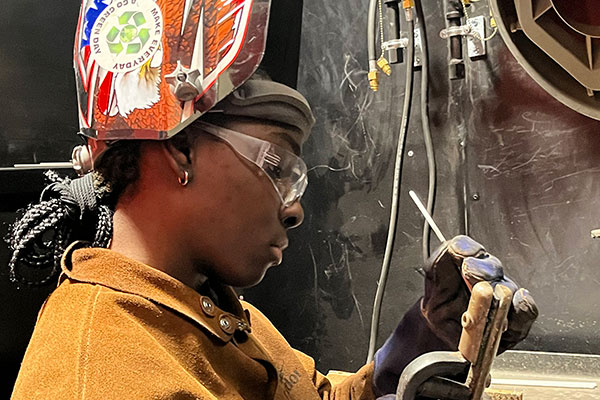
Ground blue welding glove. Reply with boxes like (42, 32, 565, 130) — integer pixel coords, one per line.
(372, 235, 538, 397)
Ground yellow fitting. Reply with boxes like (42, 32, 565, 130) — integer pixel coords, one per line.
(402, 0, 414, 9)
(489, 10, 497, 28)
(377, 57, 391, 76)
(368, 69, 379, 91)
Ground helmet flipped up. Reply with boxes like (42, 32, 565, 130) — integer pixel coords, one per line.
(74, 0, 270, 144)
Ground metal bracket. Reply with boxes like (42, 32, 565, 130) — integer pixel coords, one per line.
(439, 15, 486, 59)
(382, 26, 423, 67)
(383, 38, 409, 51)
(466, 16, 486, 58)
(413, 26, 423, 67)
(440, 24, 472, 39)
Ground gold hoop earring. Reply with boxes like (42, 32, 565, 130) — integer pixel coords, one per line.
(178, 170, 189, 186)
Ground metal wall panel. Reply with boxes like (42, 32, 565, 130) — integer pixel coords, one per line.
(244, 0, 600, 374)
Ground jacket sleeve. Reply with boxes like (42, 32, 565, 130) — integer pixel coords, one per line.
(293, 349, 377, 400)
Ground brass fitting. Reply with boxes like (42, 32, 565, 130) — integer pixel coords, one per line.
(489, 12, 497, 28)
(377, 57, 392, 76)
(402, 0, 414, 21)
(368, 69, 379, 91)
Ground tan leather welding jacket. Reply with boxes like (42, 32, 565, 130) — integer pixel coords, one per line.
(11, 244, 375, 400)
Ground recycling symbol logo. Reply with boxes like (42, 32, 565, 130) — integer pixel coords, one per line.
(106, 11, 150, 55)
(89, 0, 163, 73)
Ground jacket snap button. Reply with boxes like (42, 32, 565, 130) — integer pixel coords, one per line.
(219, 315, 235, 334)
(200, 296, 216, 316)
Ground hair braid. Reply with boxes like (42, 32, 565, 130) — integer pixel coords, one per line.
(94, 204, 113, 248)
(8, 198, 69, 285)
(5, 141, 141, 286)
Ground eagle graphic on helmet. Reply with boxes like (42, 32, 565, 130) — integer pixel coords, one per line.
(74, 0, 270, 143)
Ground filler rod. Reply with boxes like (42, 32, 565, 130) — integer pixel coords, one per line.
(409, 190, 446, 243)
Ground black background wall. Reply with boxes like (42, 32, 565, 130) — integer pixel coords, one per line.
(2, 0, 600, 397)
(244, 0, 600, 373)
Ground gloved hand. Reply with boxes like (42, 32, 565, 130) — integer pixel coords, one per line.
(422, 235, 538, 351)
(373, 235, 538, 397)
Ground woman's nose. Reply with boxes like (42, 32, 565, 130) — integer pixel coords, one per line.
(280, 200, 304, 229)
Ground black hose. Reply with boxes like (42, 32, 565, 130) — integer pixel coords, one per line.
(367, 17, 415, 364)
(368, 0, 379, 68)
(415, 0, 437, 262)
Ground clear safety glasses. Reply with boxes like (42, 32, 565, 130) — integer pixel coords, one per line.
(195, 121, 308, 208)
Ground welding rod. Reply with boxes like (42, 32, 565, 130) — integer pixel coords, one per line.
(409, 190, 446, 243)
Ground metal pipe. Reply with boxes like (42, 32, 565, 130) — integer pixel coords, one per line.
(384, 0, 403, 64)
(446, 1, 465, 79)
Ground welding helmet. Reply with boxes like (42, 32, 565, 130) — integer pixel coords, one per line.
(72, 0, 271, 173)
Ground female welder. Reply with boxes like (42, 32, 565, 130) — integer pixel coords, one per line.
(7, 1, 537, 399)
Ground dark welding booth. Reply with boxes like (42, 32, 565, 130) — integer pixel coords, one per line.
(2, 0, 600, 398)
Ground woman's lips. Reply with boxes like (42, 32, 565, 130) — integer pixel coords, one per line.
(269, 237, 288, 265)
(270, 245, 284, 265)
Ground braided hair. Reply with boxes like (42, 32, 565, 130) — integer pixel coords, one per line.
(5, 141, 141, 286)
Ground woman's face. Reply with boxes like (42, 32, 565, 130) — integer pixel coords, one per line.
(181, 118, 305, 288)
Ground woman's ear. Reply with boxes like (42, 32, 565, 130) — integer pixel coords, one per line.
(161, 132, 194, 182)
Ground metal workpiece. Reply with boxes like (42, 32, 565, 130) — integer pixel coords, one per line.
(486, 390, 523, 400)
(396, 283, 512, 400)
(396, 351, 471, 400)
(396, 349, 600, 399)
(490, 351, 600, 399)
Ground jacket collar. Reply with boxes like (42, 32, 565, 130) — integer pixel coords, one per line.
(60, 241, 251, 343)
